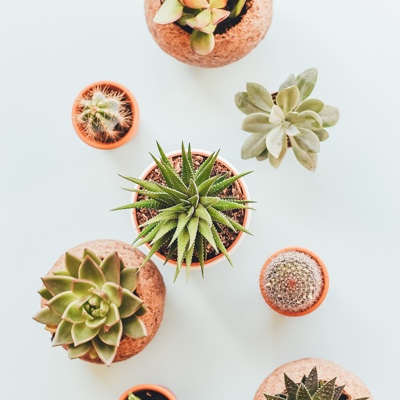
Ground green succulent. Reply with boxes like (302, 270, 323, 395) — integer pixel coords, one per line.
(114, 142, 253, 280)
(76, 85, 132, 142)
(235, 68, 339, 171)
(264, 367, 368, 400)
(33, 249, 147, 366)
(128, 394, 141, 400)
(154, 0, 246, 55)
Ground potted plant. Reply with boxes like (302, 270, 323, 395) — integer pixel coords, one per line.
(259, 247, 329, 316)
(254, 358, 372, 400)
(144, 0, 273, 67)
(33, 239, 165, 366)
(235, 68, 340, 171)
(120, 384, 176, 400)
(113, 142, 253, 280)
(71, 81, 140, 150)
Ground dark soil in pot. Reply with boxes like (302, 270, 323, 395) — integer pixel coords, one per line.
(131, 390, 169, 400)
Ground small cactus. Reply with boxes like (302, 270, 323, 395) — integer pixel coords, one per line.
(261, 249, 326, 315)
(33, 249, 147, 366)
(263, 366, 368, 400)
(75, 85, 132, 142)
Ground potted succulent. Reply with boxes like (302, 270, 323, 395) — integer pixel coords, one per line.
(235, 68, 339, 171)
(71, 81, 140, 150)
(33, 239, 165, 366)
(145, 0, 273, 67)
(254, 358, 372, 400)
(120, 384, 176, 400)
(114, 142, 253, 280)
(259, 247, 329, 316)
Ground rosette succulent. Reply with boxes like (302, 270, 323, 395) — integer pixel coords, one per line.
(114, 142, 253, 280)
(153, 0, 246, 55)
(33, 249, 147, 366)
(235, 68, 339, 171)
(75, 85, 132, 142)
(263, 366, 368, 400)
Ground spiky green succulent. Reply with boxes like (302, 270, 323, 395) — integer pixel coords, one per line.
(114, 142, 253, 280)
(154, 0, 246, 55)
(76, 85, 132, 142)
(33, 249, 147, 366)
(264, 367, 368, 400)
(235, 68, 339, 172)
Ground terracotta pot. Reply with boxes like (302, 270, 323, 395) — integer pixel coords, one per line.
(144, 0, 273, 68)
(131, 149, 251, 270)
(71, 81, 140, 150)
(259, 247, 329, 317)
(39, 239, 166, 364)
(254, 358, 373, 400)
(119, 384, 176, 400)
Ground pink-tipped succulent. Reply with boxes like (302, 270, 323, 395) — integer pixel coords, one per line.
(33, 249, 147, 366)
(154, 0, 246, 55)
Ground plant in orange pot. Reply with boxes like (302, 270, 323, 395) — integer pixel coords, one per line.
(72, 81, 140, 150)
(33, 240, 165, 366)
(254, 358, 372, 400)
(145, 0, 273, 68)
(113, 142, 253, 280)
(120, 384, 176, 400)
(259, 247, 329, 316)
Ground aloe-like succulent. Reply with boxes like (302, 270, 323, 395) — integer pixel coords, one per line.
(262, 250, 324, 314)
(154, 0, 246, 55)
(114, 142, 253, 280)
(263, 367, 368, 400)
(235, 68, 339, 171)
(75, 85, 132, 142)
(33, 249, 147, 366)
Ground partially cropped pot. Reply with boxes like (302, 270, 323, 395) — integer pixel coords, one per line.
(131, 149, 251, 270)
(254, 358, 373, 400)
(35, 239, 165, 365)
(259, 247, 329, 316)
(119, 384, 176, 400)
(144, 0, 273, 68)
(71, 81, 140, 150)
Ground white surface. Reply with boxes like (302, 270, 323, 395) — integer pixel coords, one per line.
(1, 0, 399, 398)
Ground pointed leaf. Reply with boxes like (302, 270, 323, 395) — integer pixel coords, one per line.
(65, 252, 82, 278)
(304, 367, 319, 395)
(208, 207, 235, 230)
(120, 267, 139, 292)
(313, 378, 336, 400)
(71, 279, 98, 297)
(177, 228, 190, 268)
(53, 320, 73, 346)
(211, 225, 232, 266)
(333, 385, 345, 400)
(119, 289, 143, 318)
(170, 213, 191, 244)
(194, 151, 219, 185)
(92, 336, 117, 366)
(112, 199, 165, 211)
(99, 252, 120, 284)
(277, 86, 300, 114)
(33, 306, 62, 325)
(38, 287, 52, 301)
(42, 276, 75, 297)
(62, 300, 86, 324)
(194, 9, 211, 28)
(151, 219, 178, 245)
(82, 249, 102, 265)
(46, 291, 78, 316)
(208, 171, 251, 196)
(104, 303, 120, 327)
(98, 320, 123, 347)
(211, 8, 230, 25)
(284, 374, 300, 400)
(85, 316, 107, 329)
(195, 236, 205, 277)
(296, 384, 313, 400)
(198, 219, 218, 252)
(279, 73, 296, 91)
(67, 341, 92, 359)
(123, 315, 147, 339)
(198, 175, 220, 196)
(293, 68, 318, 102)
(101, 282, 123, 306)
(119, 175, 160, 192)
(153, 0, 183, 24)
(181, 143, 195, 185)
(79, 256, 106, 288)
(72, 322, 100, 346)
(187, 216, 199, 249)
(194, 203, 212, 226)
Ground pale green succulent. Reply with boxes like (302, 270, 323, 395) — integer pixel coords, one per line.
(235, 68, 339, 171)
(264, 367, 368, 400)
(128, 394, 141, 400)
(33, 249, 147, 366)
(114, 142, 253, 280)
(154, 0, 246, 55)
(76, 86, 132, 142)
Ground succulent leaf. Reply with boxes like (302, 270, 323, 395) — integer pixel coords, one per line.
(120, 267, 138, 292)
(123, 315, 147, 338)
(52, 320, 74, 346)
(98, 320, 123, 347)
(41, 276, 75, 297)
(65, 252, 82, 278)
(290, 137, 318, 172)
(296, 99, 324, 114)
(276, 86, 300, 114)
(83, 249, 102, 266)
(293, 68, 318, 102)
(72, 322, 101, 346)
(46, 291, 79, 316)
(190, 30, 214, 55)
(100, 252, 121, 285)
(62, 300, 86, 324)
(71, 279, 98, 297)
(313, 378, 336, 400)
(92, 336, 117, 367)
(296, 128, 321, 153)
(246, 83, 274, 113)
(318, 105, 339, 127)
(304, 367, 319, 395)
(119, 289, 143, 318)
(79, 256, 106, 288)
(297, 384, 313, 400)
(242, 113, 274, 134)
(33, 307, 62, 325)
(153, 0, 184, 23)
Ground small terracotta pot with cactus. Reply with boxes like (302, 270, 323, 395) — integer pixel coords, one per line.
(254, 358, 372, 400)
(33, 240, 165, 366)
(71, 81, 140, 150)
(235, 68, 339, 171)
(259, 247, 329, 316)
(120, 384, 176, 400)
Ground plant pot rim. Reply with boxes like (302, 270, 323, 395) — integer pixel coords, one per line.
(131, 148, 251, 270)
(259, 247, 329, 317)
(119, 384, 176, 400)
(253, 358, 373, 400)
(71, 80, 140, 150)
(144, 0, 273, 68)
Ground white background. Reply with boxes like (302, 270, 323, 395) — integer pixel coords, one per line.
(1, 0, 399, 398)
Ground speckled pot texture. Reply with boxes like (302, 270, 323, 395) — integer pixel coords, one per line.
(41, 239, 166, 364)
(254, 358, 373, 400)
(144, 0, 273, 68)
